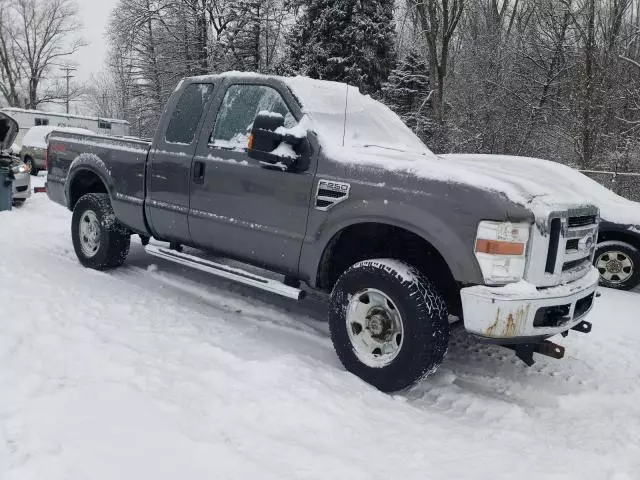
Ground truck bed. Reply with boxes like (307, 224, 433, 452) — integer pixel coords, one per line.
(46, 131, 152, 234)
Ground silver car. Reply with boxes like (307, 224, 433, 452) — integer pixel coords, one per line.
(21, 125, 92, 176)
(1, 111, 31, 205)
(10, 159, 32, 204)
(20, 125, 51, 176)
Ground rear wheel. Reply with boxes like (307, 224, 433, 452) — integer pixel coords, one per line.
(71, 193, 130, 270)
(329, 259, 449, 392)
(594, 240, 640, 290)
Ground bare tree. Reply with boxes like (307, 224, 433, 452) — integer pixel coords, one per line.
(9, 0, 85, 108)
(409, 0, 465, 123)
(0, 5, 23, 106)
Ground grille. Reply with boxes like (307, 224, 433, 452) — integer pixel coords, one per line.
(562, 258, 590, 272)
(568, 215, 597, 227)
(566, 239, 579, 250)
(534, 208, 598, 286)
(575, 293, 595, 318)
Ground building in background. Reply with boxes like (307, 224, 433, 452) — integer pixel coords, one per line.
(0, 108, 130, 146)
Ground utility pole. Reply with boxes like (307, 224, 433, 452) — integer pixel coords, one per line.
(60, 66, 77, 114)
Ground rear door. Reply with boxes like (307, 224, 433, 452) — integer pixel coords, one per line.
(145, 82, 215, 242)
(188, 79, 317, 275)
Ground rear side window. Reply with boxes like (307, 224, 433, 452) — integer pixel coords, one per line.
(166, 83, 215, 144)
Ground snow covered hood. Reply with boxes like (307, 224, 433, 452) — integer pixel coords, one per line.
(0, 111, 19, 151)
(325, 148, 637, 220)
(441, 154, 640, 224)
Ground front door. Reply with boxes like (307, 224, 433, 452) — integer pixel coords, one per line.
(146, 82, 215, 242)
(188, 81, 317, 275)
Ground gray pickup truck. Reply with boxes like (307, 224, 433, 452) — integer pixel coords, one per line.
(46, 72, 600, 392)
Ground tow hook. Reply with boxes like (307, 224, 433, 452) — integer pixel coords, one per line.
(507, 340, 566, 367)
(571, 320, 592, 333)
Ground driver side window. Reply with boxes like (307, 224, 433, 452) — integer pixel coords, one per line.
(210, 84, 296, 151)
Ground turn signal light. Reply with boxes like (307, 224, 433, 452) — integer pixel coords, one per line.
(248, 133, 254, 150)
(475, 239, 525, 256)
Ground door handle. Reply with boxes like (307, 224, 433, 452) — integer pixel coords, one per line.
(193, 161, 205, 184)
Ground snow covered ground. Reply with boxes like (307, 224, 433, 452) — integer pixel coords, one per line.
(1, 176, 640, 480)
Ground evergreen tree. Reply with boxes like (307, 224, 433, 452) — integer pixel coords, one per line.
(282, 0, 395, 94)
(381, 49, 434, 139)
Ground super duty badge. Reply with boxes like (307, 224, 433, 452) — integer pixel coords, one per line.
(315, 179, 351, 211)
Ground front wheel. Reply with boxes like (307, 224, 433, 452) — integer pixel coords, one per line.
(71, 193, 131, 270)
(594, 241, 640, 290)
(329, 259, 449, 392)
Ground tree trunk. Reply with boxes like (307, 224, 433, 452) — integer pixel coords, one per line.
(581, 0, 596, 168)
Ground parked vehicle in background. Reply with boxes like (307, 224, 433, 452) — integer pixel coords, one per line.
(0, 107, 130, 147)
(46, 72, 600, 392)
(0, 112, 31, 205)
(20, 126, 92, 175)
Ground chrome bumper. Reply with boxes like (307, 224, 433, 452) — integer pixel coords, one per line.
(460, 267, 599, 341)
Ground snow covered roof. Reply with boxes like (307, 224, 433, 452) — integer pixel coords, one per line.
(22, 126, 93, 149)
(1, 107, 130, 125)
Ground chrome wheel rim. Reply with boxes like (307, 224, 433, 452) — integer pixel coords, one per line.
(596, 250, 634, 284)
(79, 210, 101, 258)
(346, 288, 404, 368)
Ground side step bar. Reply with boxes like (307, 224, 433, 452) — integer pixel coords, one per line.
(144, 244, 305, 300)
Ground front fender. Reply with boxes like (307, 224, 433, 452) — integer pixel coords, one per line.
(299, 197, 485, 287)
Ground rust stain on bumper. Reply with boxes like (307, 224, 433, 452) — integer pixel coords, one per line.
(485, 304, 532, 337)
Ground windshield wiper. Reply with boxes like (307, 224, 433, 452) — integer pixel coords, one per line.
(362, 144, 425, 155)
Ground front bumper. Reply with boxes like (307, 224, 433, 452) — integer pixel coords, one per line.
(460, 267, 599, 342)
(12, 172, 31, 200)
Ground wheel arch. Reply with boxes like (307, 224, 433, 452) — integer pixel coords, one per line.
(65, 154, 114, 211)
(313, 220, 463, 315)
(598, 228, 640, 252)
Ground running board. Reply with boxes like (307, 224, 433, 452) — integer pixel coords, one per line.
(144, 244, 305, 300)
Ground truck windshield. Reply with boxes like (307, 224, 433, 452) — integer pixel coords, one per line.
(284, 78, 433, 156)
(343, 86, 431, 155)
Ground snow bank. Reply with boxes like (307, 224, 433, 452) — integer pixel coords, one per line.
(1, 179, 640, 479)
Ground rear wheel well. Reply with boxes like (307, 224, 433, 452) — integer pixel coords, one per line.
(68, 170, 108, 210)
(598, 229, 640, 251)
(317, 223, 461, 315)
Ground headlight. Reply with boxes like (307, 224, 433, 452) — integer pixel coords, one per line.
(474, 221, 530, 285)
(12, 164, 29, 174)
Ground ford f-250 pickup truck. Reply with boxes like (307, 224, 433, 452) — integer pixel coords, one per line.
(46, 72, 600, 392)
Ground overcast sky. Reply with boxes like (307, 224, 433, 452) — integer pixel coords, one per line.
(73, 0, 120, 82)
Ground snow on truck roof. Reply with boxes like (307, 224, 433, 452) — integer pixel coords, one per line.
(1, 107, 130, 125)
